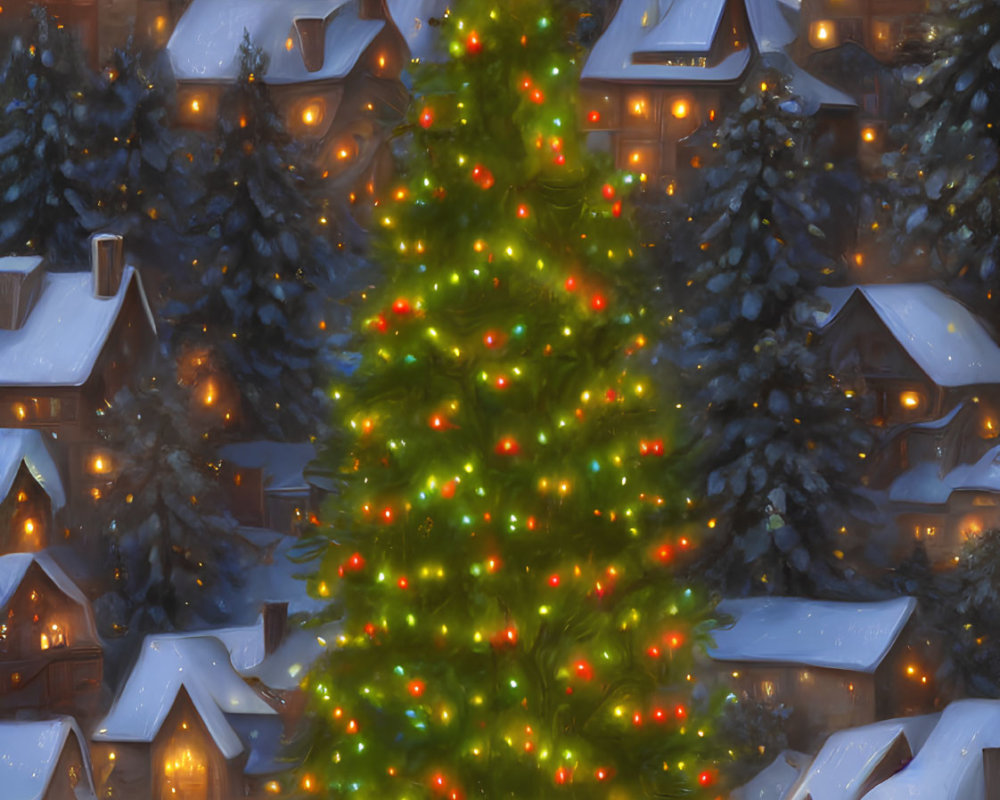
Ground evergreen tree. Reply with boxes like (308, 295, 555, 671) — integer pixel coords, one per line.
(167, 34, 345, 440)
(91, 361, 245, 632)
(64, 42, 203, 281)
(878, 0, 1000, 310)
(667, 71, 871, 596)
(0, 7, 91, 261)
(294, 4, 724, 798)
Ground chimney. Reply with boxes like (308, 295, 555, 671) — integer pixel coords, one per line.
(263, 601, 288, 656)
(91, 233, 125, 298)
(985, 748, 1000, 800)
(294, 18, 327, 72)
(0, 256, 44, 330)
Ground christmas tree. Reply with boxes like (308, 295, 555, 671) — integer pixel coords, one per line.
(166, 34, 345, 439)
(297, 3, 723, 797)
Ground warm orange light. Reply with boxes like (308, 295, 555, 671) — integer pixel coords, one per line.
(154, 15, 167, 33)
(816, 22, 830, 40)
(285, 37, 294, 51)
(629, 151, 642, 165)
(91, 455, 111, 474)
(13, 404, 25, 421)
(301, 104, 322, 125)
(377, 54, 386, 70)
(265, 781, 281, 794)
(190, 98, 201, 113)
(900, 391, 922, 410)
(202, 382, 215, 406)
(628, 96, 648, 117)
(670, 99, 689, 119)
(23, 519, 34, 536)
(16, 491, 26, 503)
(862, 127, 877, 143)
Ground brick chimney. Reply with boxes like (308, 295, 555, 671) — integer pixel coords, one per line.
(91, 233, 125, 298)
(0, 256, 44, 330)
(294, 17, 327, 72)
(263, 601, 288, 656)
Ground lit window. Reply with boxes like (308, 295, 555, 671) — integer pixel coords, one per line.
(670, 99, 689, 119)
(861, 126, 878, 143)
(809, 20, 838, 48)
(300, 101, 324, 126)
(90, 455, 112, 474)
(899, 391, 923, 412)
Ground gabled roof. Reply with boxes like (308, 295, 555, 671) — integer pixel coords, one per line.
(823, 285, 1000, 388)
(786, 714, 939, 800)
(634, 0, 729, 55)
(0, 717, 97, 800)
(709, 596, 916, 673)
(93, 635, 277, 759)
(0, 552, 98, 644)
(890, 445, 1000, 505)
(731, 749, 810, 800)
(862, 700, 1000, 800)
(168, 0, 385, 84)
(387, 0, 450, 62)
(0, 428, 65, 511)
(0, 265, 155, 387)
(219, 441, 316, 494)
(582, 0, 752, 83)
(242, 621, 341, 691)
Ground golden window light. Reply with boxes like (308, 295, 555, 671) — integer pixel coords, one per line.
(899, 390, 923, 411)
(285, 36, 294, 51)
(627, 95, 649, 118)
(861, 126, 878, 143)
(154, 15, 167, 33)
(810, 20, 838, 48)
(23, 519, 35, 536)
(670, 99, 690, 119)
(190, 98, 201, 113)
(90, 455, 112, 474)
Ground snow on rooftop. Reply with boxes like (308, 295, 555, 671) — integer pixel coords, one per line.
(861, 700, 1000, 800)
(947, 444, 1000, 494)
(387, 0, 449, 62)
(236, 530, 327, 620)
(0, 428, 65, 511)
(814, 286, 856, 329)
(732, 750, 810, 800)
(909, 401, 967, 431)
(0, 717, 97, 800)
(0, 255, 43, 275)
(745, 0, 799, 53)
(219, 441, 316, 494)
(0, 266, 154, 387)
(708, 596, 916, 673)
(765, 51, 856, 111)
(581, 0, 752, 83)
(168, 0, 384, 84)
(0, 552, 98, 644)
(243, 621, 341, 691)
(634, 0, 728, 55)
(786, 714, 939, 800)
(888, 461, 951, 505)
(830, 285, 1000, 388)
(93, 635, 276, 758)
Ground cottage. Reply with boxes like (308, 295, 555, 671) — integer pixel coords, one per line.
(0, 428, 65, 555)
(0, 236, 157, 510)
(0, 717, 99, 800)
(708, 596, 928, 748)
(167, 0, 411, 198)
(0, 552, 103, 722)
(819, 284, 1000, 427)
(218, 441, 317, 533)
(91, 634, 280, 800)
(784, 713, 939, 800)
(580, 0, 856, 181)
(798, 0, 928, 64)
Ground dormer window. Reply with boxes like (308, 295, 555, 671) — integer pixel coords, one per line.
(294, 18, 328, 73)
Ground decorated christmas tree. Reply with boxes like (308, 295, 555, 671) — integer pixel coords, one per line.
(297, 3, 723, 797)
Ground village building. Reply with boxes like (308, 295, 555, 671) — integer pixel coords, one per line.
(580, 0, 856, 183)
(91, 633, 281, 800)
(0, 717, 99, 800)
(0, 551, 103, 723)
(0, 428, 66, 555)
(707, 595, 928, 748)
(797, 0, 929, 64)
(218, 441, 317, 534)
(0, 236, 157, 512)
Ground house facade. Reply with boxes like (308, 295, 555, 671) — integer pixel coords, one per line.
(0, 428, 66, 555)
(0, 717, 99, 800)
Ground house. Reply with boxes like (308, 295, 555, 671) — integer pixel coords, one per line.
(0, 0, 178, 66)
(784, 713, 939, 799)
(580, 0, 856, 181)
(167, 0, 411, 199)
(0, 551, 103, 722)
(0, 428, 66, 555)
(746, 700, 1000, 800)
(218, 441, 317, 533)
(818, 284, 1000, 427)
(0, 235, 157, 511)
(91, 634, 280, 800)
(708, 596, 929, 748)
(0, 717, 99, 800)
(797, 0, 928, 64)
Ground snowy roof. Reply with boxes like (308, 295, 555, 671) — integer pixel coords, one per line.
(243, 621, 340, 691)
(909, 401, 967, 431)
(582, 0, 752, 83)
(93, 635, 277, 759)
(732, 750, 811, 800)
(219, 441, 316, 494)
(0, 428, 65, 511)
(0, 552, 98, 644)
(947, 444, 1000, 493)
(861, 700, 1000, 800)
(235, 529, 327, 619)
(764, 51, 856, 111)
(177, 619, 266, 673)
(387, 0, 449, 62)
(708, 596, 916, 673)
(168, 0, 385, 84)
(0, 255, 44, 275)
(0, 717, 97, 800)
(826, 285, 1000, 388)
(786, 714, 939, 800)
(745, 0, 799, 53)
(814, 286, 856, 329)
(0, 266, 155, 387)
(634, 0, 728, 55)
(888, 461, 951, 505)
